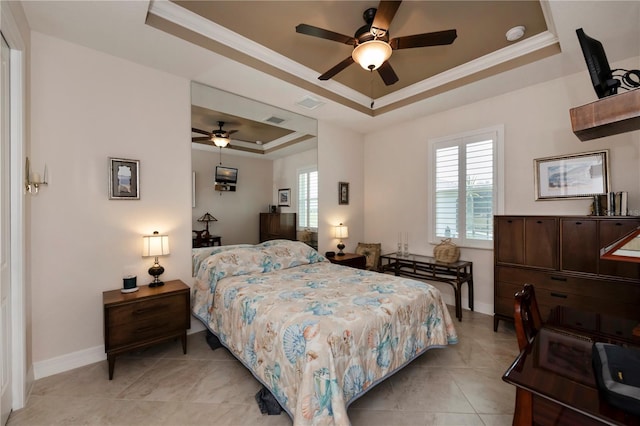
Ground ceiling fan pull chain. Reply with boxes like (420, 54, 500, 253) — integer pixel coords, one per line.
(370, 70, 375, 109)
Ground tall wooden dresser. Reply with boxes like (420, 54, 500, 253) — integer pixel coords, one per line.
(259, 213, 296, 242)
(494, 215, 640, 330)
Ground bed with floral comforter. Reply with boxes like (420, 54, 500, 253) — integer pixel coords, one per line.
(191, 240, 458, 425)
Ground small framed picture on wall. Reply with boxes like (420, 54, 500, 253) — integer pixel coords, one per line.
(278, 188, 291, 206)
(339, 182, 349, 205)
(109, 157, 140, 200)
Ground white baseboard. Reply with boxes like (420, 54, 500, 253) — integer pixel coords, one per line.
(33, 345, 106, 380)
(32, 327, 207, 380)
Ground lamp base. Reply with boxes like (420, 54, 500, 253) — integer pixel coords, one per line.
(149, 280, 164, 288)
(148, 261, 165, 288)
(337, 242, 345, 256)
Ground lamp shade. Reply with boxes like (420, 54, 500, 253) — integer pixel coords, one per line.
(197, 212, 218, 223)
(142, 231, 170, 257)
(352, 40, 392, 71)
(335, 223, 349, 239)
(213, 136, 230, 147)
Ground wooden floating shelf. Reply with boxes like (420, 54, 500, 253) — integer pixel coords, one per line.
(570, 89, 640, 141)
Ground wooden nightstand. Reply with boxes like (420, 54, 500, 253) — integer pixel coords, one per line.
(328, 253, 366, 269)
(103, 279, 190, 379)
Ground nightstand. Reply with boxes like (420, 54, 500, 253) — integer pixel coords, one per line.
(103, 279, 190, 379)
(328, 253, 366, 269)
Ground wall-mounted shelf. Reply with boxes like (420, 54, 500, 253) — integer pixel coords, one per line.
(570, 89, 640, 141)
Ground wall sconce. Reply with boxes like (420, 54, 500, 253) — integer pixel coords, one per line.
(25, 157, 48, 194)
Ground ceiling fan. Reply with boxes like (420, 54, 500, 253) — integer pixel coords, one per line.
(192, 121, 238, 147)
(296, 0, 457, 86)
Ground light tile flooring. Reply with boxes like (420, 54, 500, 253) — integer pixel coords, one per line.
(8, 308, 519, 426)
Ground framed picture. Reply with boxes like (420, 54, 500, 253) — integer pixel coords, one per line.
(109, 157, 140, 200)
(278, 188, 290, 206)
(536, 328, 593, 385)
(339, 182, 349, 205)
(534, 150, 609, 200)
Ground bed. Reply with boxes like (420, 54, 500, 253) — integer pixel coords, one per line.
(191, 239, 458, 425)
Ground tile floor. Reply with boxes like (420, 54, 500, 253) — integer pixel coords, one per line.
(8, 308, 519, 426)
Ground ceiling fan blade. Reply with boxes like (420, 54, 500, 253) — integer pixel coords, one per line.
(228, 130, 238, 135)
(318, 56, 355, 80)
(371, 1, 402, 37)
(192, 136, 212, 142)
(296, 24, 355, 45)
(377, 61, 399, 86)
(390, 29, 457, 50)
(192, 127, 212, 136)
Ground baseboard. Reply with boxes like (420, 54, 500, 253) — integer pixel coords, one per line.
(33, 326, 207, 380)
(33, 345, 105, 380)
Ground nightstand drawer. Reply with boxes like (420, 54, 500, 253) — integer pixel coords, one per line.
(107, 295, 185, 326)
(106, 314, 185, 348)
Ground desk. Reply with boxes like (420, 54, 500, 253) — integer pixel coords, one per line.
(380, 253, 473, 321)
(503, 308, 640, 425)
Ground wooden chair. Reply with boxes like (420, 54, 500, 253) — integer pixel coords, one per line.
(355, 242, 381, 271)
(512, 283, 543, 426)
(514, 283, 543, 351)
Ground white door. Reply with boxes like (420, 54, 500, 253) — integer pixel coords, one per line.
(0, 33, 12, 426)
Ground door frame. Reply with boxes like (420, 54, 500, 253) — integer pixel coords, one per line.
(1, 2, 27, 412)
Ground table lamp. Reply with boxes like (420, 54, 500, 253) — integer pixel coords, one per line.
(335, 223, 348, 256)
(197, 212, 217, 239)
(142, 231, 170, 287)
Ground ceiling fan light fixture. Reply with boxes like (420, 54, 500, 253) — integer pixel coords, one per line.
(352, 39, 392, 71)
(212, 135, 229, 147)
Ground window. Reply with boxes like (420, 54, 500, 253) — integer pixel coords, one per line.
(298, 167, 318, 230)
(429, 126, 503, 249)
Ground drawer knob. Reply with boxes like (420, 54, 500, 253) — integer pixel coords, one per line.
(550, 276, 567, 282)
(550, 292, 568, 299)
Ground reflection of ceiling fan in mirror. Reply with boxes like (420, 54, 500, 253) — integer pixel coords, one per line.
(192, 121, 238, 147)
(295, 0, 457, 86)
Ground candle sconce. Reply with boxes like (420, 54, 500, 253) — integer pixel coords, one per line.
(25, 157, 48, 194)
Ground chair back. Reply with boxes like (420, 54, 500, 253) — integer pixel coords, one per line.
(355, 243, 381, 271)
(514, 283, 543, 351)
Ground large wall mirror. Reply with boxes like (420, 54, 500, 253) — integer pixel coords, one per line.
(190, 82, 318, 249)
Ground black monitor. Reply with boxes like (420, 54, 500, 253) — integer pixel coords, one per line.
(215, 166, 238, 184)
(576, 28, 620, 99)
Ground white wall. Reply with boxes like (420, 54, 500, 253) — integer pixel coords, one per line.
(29, 33, 192, 372)
(363, 56, 640, 315)
(192, 148, 273, 245)
(273, 148, 317, 215)
(317, 122, 365, 255)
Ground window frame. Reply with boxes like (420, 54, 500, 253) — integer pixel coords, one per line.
(297, 166, 318, 232)
(428, 125, 504, 250)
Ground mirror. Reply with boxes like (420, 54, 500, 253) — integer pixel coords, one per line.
(190, 82, 318, 249)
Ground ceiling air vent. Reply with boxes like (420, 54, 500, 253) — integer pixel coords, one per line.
(264, 116, 286, 125)
(296, 96, 324, 110)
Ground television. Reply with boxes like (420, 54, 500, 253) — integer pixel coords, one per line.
(576, 28, 620, 99)
(215, 166, 238, 184)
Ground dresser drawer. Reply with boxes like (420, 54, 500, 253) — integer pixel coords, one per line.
(107, 294, 186, 326)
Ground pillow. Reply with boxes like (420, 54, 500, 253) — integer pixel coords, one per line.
(355, 242, 381, 271)
(192, 244, 252, 277)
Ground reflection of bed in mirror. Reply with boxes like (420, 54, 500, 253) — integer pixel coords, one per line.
(191, 240, 458, 425)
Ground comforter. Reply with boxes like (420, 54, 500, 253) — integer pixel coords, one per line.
(192, 240, 458, 425)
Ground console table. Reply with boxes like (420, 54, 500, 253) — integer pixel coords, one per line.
(380, 253, 473, 321)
